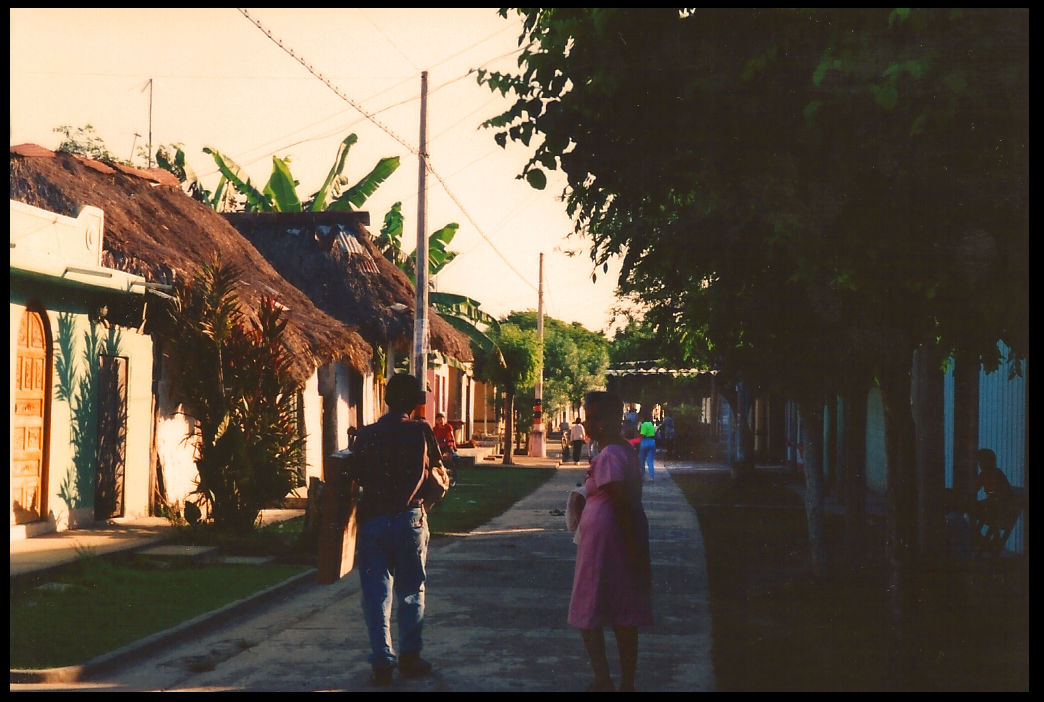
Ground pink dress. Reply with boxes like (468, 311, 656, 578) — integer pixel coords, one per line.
(568, 443, 653, 629)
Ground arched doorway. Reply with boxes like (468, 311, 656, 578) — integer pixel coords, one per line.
(13, 306, 51, 524)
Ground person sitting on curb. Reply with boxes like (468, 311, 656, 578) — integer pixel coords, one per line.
(965, 448, 1014, 544)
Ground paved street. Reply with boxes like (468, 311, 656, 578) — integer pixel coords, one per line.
(13, 463, 714, 692)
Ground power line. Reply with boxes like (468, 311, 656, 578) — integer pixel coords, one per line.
(194, 78, 423, 178)
(193, 13, 524, 184)
(425, 17, 524, 73)
(428, 96, 502, 144)
(11, 69, 414, 80)
(357, 8, 420, 73)
(239, 8, 420, 157)
(239, 7, 539, 293)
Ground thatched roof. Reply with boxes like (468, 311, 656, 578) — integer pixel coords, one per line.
(223, 212, 473, 364)
(9, 145, 372, 382)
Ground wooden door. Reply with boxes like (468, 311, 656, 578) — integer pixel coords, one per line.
(95, 355, 128, 519)
(13, 308, 50, 524)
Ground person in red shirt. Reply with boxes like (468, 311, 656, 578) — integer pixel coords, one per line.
(432, 413, 456, 455)
(432, 413, 458, 486)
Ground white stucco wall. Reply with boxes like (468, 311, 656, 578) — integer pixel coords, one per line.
(302, 371, 324, 483)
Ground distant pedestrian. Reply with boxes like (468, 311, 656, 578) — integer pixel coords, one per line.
(569, 391, 652, 692)
(638, 416, 657, 480)
(570, 418, 587, 464)
(661, 412, 676, 457)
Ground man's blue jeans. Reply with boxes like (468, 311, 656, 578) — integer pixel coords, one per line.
(639, 438, 656, 478)
(357, 508, 429, 669)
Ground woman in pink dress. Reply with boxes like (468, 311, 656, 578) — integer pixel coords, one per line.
(568, 391, 653, 691)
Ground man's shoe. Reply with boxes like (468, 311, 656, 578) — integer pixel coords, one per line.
(399, 651, 433, 678)
(370, 665, 394, 687)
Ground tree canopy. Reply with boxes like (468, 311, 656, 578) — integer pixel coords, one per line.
(503, 310, 609, 415)
(479, 9, 1028, 401)
(473, 322, 542, 464)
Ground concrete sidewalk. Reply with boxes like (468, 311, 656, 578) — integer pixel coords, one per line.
(10, 510, 305, 579)
(13, 459, 714, 691)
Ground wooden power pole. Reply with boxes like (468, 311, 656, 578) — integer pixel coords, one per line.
(412, 71, 430, 416)
(528, 253, 546, 457)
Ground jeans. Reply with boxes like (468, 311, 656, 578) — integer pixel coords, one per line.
(639, 438, 656, 478)
(357, 508, 429, 669)
(572, 440, 585, 463)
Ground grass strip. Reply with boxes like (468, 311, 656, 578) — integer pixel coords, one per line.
(673, 469, 1027, 690)
(673, 470, 891, 690)
(427, 466, 554, 535)
(10, 554, 308, 670)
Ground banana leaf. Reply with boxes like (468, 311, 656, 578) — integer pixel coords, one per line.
(376, 202, 405, 265)
(264, 156, 303, 212)
(440, 314, 506, 366)
(427, 223, 459, 273)
(430, 292, 500, 333)
(203, 147, 271, 212)
(209, 175, 227, 211)
(309, 133, 358, 212)
(329, 156, 401, 211)
(428, 350, 469, 371)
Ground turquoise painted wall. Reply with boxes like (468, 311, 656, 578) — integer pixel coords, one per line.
(10, 281, 152, 532)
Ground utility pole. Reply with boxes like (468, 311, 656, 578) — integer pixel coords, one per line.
(140, 78, 154, 168)
(412, 71, 430, 417)
(528, 253, 546, 457)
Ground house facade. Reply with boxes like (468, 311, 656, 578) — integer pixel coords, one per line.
(10, 200, 153, 538)
(222, 212, 476, 449)
(12, 145, 372, 529)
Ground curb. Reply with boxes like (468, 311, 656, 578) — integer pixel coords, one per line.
(11, 567, 318, 684)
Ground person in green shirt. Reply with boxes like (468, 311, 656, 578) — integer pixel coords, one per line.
(638, 416, 658, 480)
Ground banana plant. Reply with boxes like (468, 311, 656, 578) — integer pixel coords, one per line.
(406, 222, 459, 288)
(155, 143, 229, 210)
(202, 133, 400, 213)
(203, 147, 272, 211)
(375, 201, 460, 287)
(375, 201, 407, 267)
(430, 291, 506, 371)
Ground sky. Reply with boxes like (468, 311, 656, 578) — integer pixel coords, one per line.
(10, 8, 634, 335)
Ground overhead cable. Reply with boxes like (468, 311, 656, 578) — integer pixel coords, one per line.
(238, 7, 539, 293)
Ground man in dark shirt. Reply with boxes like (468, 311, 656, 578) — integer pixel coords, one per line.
(353, 373, 443, 686)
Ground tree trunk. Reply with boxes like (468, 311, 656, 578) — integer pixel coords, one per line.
(913, 344, 946, 557)
(802, 401, 827, 576)
(843, 386, 868, 561)
(826, 394, 839, 495)
(502, 389, 515, 465)
(787, 400, 800, 472)
(736, 382, 756, 465)
(878, 358, 919, 690)
(952, 352, 979, 499)
(708, 374, 719, 441)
